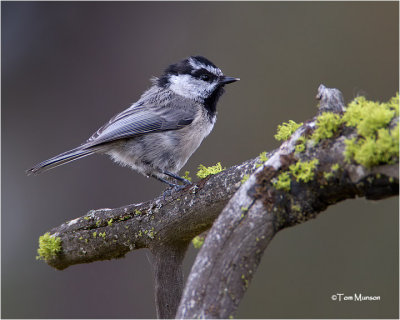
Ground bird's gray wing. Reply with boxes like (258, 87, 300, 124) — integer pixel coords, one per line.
(84, 102, 195, 148)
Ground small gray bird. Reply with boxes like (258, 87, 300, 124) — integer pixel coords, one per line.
(27, 56, 239, 189)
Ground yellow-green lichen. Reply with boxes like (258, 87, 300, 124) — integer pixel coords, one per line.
(344, 123, 399, 168)
(274, 120, 303, 141)
(147, 227, 156, 239)
(134, 209, 142, 215)
(289, 159, 319, 183)
(323, 163, 340, 180)
(36, 232, 61, 261)
(342, 94, 399, 168)
(241, 174, 250, 184)
(92, 232, 97, 238)
(255, 151, 269, 168)
(83, 216, 90, 221)
(259, 151, 268, 162)
(241, 274, 249, 288)
(311, 112, 342, 144)
(99, 232, 106, 239)
(295, 136, 306, 153)
(181, 171, 192, 182)
(95, 220, 102, 227)
(197, 162, 225, 179)
(192, 235, 205, 249)
(273, 172, 291, 191)
(241, 206, 248, 212)
(343, 96, 396, 137)
(79, 236, 83, 240)
(331, 163, 340, 171)
(291, 204, 301, 212)
(107, 219, 113, 226)
(323, 171, 334, 180)
(388, 93, 399, 116)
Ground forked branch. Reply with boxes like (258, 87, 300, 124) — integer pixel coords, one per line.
(39, 85, 399, 318)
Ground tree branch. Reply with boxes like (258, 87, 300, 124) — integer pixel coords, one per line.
(43, 156, 259, 270)
(150, 242, 189, 319)
(176, 85, 399, 318)
(39, 85, 399, 318)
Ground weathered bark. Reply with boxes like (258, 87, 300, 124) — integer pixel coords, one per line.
(44, 156, 259, 271)
(177, 136, 398, 318)
(176, 85, 398, 318)
(150, 242, 189, 319)
(39, 85, 399, 318)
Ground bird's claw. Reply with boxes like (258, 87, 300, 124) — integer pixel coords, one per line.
(162, 183, 192, 200)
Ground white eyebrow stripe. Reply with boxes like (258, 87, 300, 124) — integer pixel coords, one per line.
(205, 65, 223, 76)
(189, 58, 223, 76)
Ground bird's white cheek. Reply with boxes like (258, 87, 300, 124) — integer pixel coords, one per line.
(168, 75, 208, 100)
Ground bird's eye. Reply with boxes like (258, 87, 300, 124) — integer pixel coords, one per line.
(200, 74, 210, 81)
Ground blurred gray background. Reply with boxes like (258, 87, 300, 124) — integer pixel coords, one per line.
(2, 1, 398, 318)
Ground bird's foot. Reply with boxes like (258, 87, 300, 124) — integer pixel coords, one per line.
(163, 170, 192, 185)
(162, 183, 191, 200)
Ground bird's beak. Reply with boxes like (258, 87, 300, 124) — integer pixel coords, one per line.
(219, 76, 240, 85)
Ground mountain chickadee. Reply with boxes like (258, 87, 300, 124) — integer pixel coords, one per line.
(27, 56, 239, 190)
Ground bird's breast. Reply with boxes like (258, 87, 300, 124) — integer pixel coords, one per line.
(172, 112, 216, 171)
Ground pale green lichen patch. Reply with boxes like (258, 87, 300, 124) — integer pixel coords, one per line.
(343, 96, 396, 137)
(241, 174, 250, 184)
(323, 171, 334, 180)
(107, 218, 113, 226)
(342, 94, 399, 168)
(259, 151, 268, 163)
(291, 204, 301, 212)
(388, 93, 399, 116)
(323, 163, 340, 180)
(147, 227, 156, 239)
(311, 112, 342, 144)
(331, 163, 340, 171)
(344, 124, 399, 167)
(134, 209, 142, 216)
(197, 162, 225, 179)
(273, 172, 291, 191)
(181, 171, 192, 182)
(92, 232, 97, 238)
(36, 232, 61, 261)
(342, 94, 399, 167)
(192, 235, 205, 249)
(241, 274, 249, 288)
(255, 151, 269, 168)
(274, 120, 303, 141)
(289, 159, 319, 183)
(99, 232, 106, 239)
(295, 136, 306, 153)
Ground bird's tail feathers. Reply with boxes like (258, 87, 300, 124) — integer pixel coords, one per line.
(27, 146, 104, 175)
